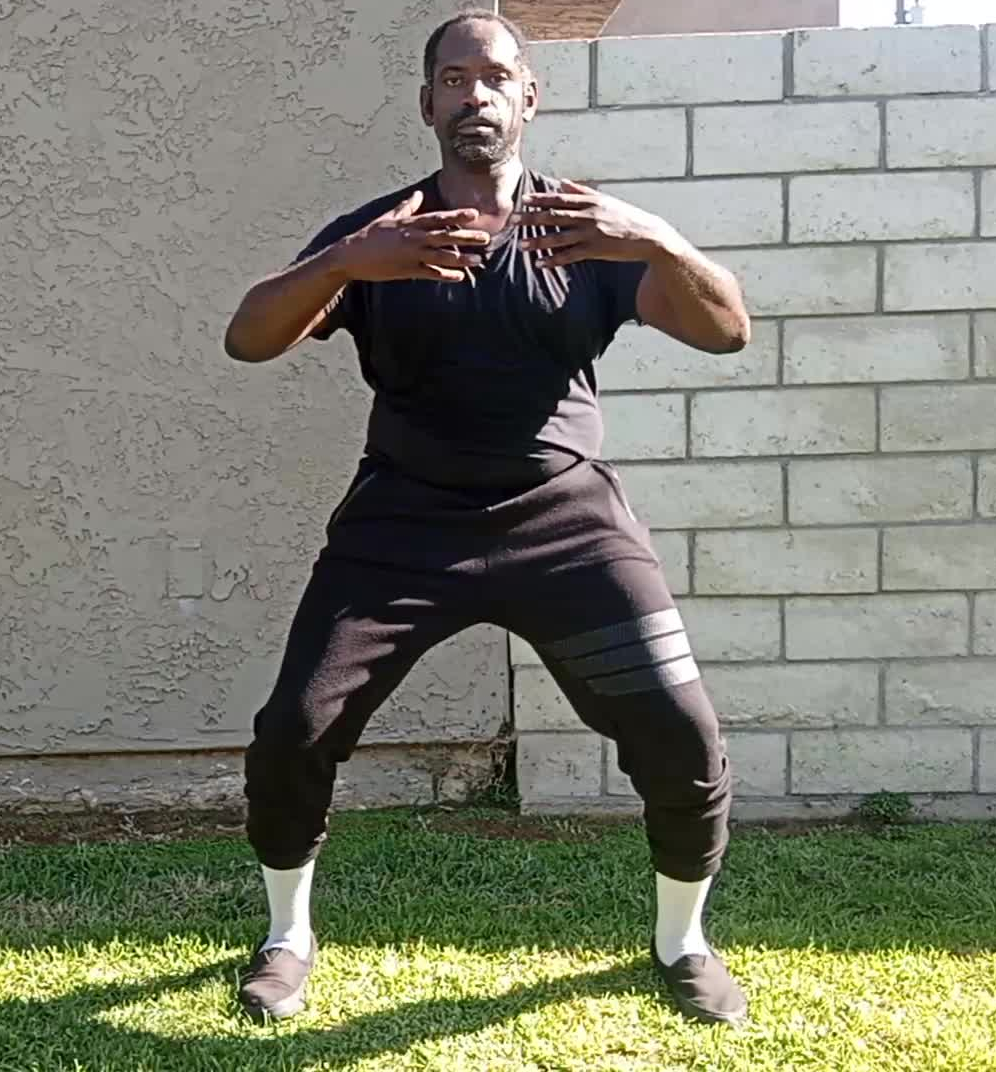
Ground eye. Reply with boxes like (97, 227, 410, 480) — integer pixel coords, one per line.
(442, 75, 462, 88)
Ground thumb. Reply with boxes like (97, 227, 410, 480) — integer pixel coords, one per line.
(393, 189, 424, 218)
(562, 178, 596, 194)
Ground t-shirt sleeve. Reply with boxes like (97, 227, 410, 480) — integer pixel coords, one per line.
(598, 260, 648, 337)
(290, 214, 361, 341)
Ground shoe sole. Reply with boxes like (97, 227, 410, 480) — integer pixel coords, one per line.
(668, 989, 748, 1026)
(240, 980, 307, 1023)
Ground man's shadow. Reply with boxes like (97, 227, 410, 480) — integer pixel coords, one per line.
(0, 948, 667, 1070)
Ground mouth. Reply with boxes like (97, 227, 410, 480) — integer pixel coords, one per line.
(456, 120, 499, 134)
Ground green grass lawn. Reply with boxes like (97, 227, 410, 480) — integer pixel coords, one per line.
(1, 809, 995, 1071)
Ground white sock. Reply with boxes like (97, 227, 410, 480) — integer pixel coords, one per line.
(654, 872, 712, 966)
(261, 861, 315, 960)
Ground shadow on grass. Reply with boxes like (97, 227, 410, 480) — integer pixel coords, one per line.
(1, 813, 994, 1069)
(0, 952, 663, 1071)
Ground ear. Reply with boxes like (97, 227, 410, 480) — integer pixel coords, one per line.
(420, 83, 433, 127)
(522, 71, 539, 124)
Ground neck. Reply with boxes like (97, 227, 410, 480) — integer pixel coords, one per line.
(435, 155, 524, 214)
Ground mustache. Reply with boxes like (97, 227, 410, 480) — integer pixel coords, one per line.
(450, 111, 502, 132)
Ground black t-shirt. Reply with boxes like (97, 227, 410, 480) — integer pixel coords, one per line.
(294, 168, 647, 489)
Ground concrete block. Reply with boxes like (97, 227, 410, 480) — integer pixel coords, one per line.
(0, 752, 245, 813)
(881, 385, 996, 451)
(792, 728, 973, 793)
(883, 525, 996, 591)
(600, 393, 686, 461)
(886, 660, 996, 725)
(600, 320, 779, 390)
(723, 732, 787, 796)
(709, 663, 879, 728)
(977, 312, 996, 378)
(783, 314, 970, 384)
(691, 387, 875, 457)
(605, 738, 637, 797)
(976, 593, 996, 655)
(516, 732, 602, 800)
(983, 172, 996, 238)
(786, 594, 969, 659)
(614, 461, 783, 529)
(653, 531, 690, 596)
(681, 598, 781, 661)
(790, 172, 975, 243)
(694, 102, 880, 176)
(793, 25, 981, 97)
(513, 665, 576, 732)
(532, 39, 591, 111)
(528, 109, 686, 181)
(335, 747, 439, 809)
(597, 32, 783, 106)
(990, 24, 996, 92)
(696, 529, 878, 595)
(789, 456, 974, 524)
(716, 247, 877, 316)
(887, 98, 996, 168)
(885, 243, 996, 312)
(600, 178, 783, 247)
(981, 729, 996, 792)
(980, 457, 996, 518)
(606, 729, 789, 798)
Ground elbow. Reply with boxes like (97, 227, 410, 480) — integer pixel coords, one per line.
(224, 325, 253, 363)
(224, 317, 272, 364)
(716, 304, 751, 354)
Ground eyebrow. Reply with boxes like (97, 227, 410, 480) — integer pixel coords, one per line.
(438, 61, 517, 75)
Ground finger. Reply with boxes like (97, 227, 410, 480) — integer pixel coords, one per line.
(391, 189, 424, 218)
(522, 193, 595, 208)
(521, 229, 587, 252)
(409, 208, 481, 228)
(536, 244, 591, 269)
(414, 263, 467, 282)
(512, 208, 588, 227)
(419, 247, 484, 268)
(422, 228, 491, 247)
(561, 178, 597, 195)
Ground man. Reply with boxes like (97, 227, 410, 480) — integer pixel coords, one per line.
(224, 10, 751, 1027)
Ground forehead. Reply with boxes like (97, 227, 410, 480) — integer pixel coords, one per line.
(435, 20, 520, 70)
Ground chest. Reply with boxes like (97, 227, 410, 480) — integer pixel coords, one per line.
(355, 246, 610, 372)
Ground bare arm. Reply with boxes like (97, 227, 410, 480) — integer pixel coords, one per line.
(636, 225, 750, 354)
(518, 181, 750, 354)
(223, 247, 352, 364)
(223, 191, 490, 364)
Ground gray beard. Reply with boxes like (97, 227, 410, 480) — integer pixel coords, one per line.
(449, 131, 515, 166)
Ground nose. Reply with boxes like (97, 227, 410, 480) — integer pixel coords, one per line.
(464, 79, 491, 109)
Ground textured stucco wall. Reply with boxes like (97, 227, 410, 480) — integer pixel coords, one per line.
(1, 1, 507, 792)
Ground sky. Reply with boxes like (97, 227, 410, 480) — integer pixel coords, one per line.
(839, 0, 996, 25)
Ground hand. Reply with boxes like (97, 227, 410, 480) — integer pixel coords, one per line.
(338, 190, 491, 283)
(515, 180, 670, 269)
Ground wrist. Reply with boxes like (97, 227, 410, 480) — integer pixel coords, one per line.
(320, 235, 361, 283)
(641, 216, 694, 263)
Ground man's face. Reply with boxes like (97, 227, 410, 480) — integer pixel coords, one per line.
(421, 20, 538, 167)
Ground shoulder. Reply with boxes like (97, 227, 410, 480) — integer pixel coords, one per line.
(295, 176, 434, 261)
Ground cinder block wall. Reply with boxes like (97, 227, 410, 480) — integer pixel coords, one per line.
(515, 24, 996, 821)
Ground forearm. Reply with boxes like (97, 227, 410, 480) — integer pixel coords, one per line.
(224, 243, 352, 364)
(637, 224, 750, 354)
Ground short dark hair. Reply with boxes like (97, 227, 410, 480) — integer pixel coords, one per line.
(423, 10, 530, 84)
